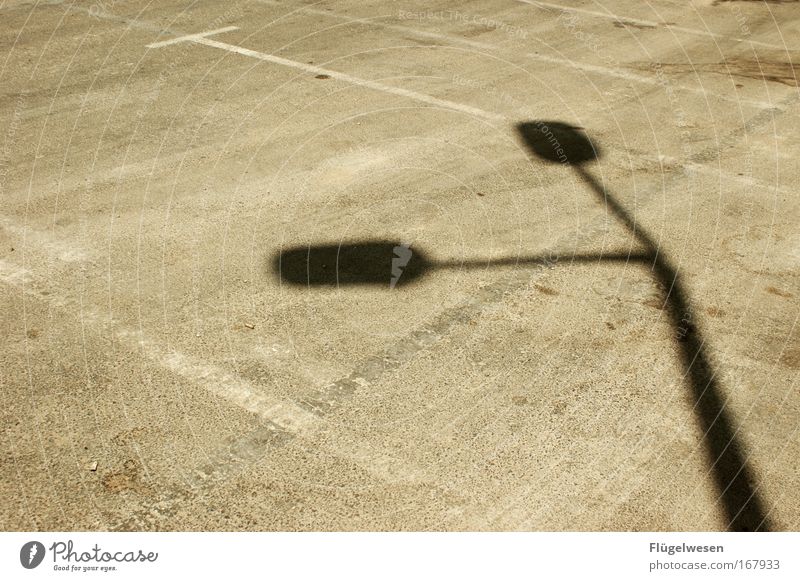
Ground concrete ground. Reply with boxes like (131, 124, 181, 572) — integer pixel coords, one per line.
(1, 0, 799, 531)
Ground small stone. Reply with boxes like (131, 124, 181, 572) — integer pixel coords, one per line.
(89, 461, 98, 472)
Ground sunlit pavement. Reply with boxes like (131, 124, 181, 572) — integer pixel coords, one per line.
(1, 0, 799, 531)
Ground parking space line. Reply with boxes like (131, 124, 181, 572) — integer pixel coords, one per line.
(193, 87, 800, 508)
(146, 25, 239, 48)
(254, 0, 493, 51)
(34, 6, 797, 524)
(252, 0, 779, 112)
(0, 256, 432, 526)
(517, 0, 793, 50)
(145, 27, 505, 121)
(523, 53, 779, 111)
(0, 259, 318, 435)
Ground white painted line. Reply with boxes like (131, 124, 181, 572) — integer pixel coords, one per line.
(516, 0, 792, 50)
(146, 25, 239, 49)
(0, 257, 426, 487)
(0, 259, 318, 435)
(147, 30, 504, 121)
(524, 52, 779, 111)
(152, 348, 317, 434)
(520, 0, 662, 28)
(252, 0, 779, 111)
(67, 3, 183, 36)
(642, 153, 795, 198)
(254, 0, 493, 51)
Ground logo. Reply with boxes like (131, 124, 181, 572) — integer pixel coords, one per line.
(20, 541, 45, 569)
(390, 243, 413, 289)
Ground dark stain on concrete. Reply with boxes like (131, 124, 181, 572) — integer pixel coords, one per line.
(643, 297, 666, 310)
(102, 460, 152, 496)
(779, 347, 800, 369)
(613, 20, 657, 30)
(110, 427, 151, 446)
(636, 58, 800, 87)
(766, 286, 793, 298)
(534, 284, 559, 296)
(713, 1, 798, 4)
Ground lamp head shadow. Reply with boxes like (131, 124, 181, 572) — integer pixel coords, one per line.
(272, 241, 431, 288)
(516, 121, 600, 165)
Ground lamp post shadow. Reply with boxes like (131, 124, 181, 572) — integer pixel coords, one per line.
(270, 121, 770, 531)
(517, 121, 769, 532)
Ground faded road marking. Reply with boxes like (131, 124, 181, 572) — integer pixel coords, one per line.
(0, 259, 317, 433)
(517, 0, 793, 50)
(146, 26, 239, 48)
(146, 27, 505, 121)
